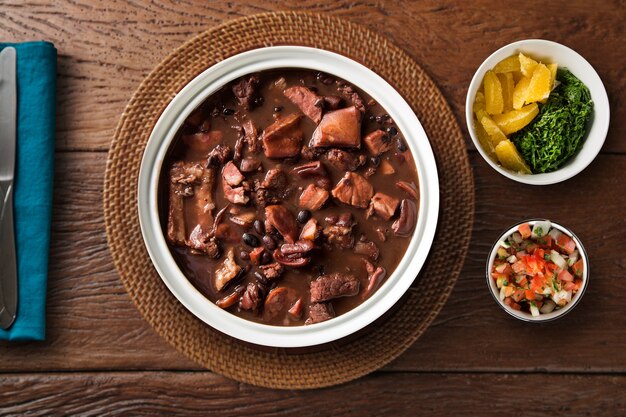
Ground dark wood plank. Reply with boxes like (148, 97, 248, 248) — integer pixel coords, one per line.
(1, 151, 625, 372)
(1, 371, 625, 416)
(0, 0, 623, 152)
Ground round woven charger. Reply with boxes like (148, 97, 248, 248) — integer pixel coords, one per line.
(104, 11, 474, 389)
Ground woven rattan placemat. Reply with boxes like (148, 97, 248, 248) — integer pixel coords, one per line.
(103, 11, 474, 389)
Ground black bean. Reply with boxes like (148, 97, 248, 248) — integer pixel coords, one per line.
(222, 108, 235, 116)
(253, 96, 264, 106)
(242, 233, 260, 247)
(397, 139, 407, 152)
(387, 126, 398, 136)
(240, 251, 250, 260)
(368, 115, 376, 121)
(262, 235, 276, 250)
(273, 106, 283, 112)
(254, 272, 269, 286)
(297, 210, 311, 224)
(253, 220, 265, 235)
(261, 251, 272, 265)
(370, 156, 381, 167)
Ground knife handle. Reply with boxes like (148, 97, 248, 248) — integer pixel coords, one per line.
(0, 181, 17, 329)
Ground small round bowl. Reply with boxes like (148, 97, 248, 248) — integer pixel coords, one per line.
(466, 39, 610, 185)
(486, 219, 589, 322)
(138, 46, 440, 348)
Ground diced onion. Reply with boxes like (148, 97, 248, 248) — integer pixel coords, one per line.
(532, 221, 552, 239)
(499, 286, 507, 302)
(500, 240, 510, 249)
(540, 300, 557, 314)
(568, 250, 579, 266)
(530, 304, 540, 317)
(511, 232, 523, 244)
(550, 250, 567, 270)
(507, 255, 517, 264)
(552, 290, 572, 306)
(549, 228, 563, 241)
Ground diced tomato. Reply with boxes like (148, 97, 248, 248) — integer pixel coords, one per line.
(512, 289, 525, 302)
(525, 289, 536, 301)
(556, 234, 576, 255)
(495, 263, 513, 277)
(564, 281, 576, 291)
(512, 260, 526, 275)
(517, 276, 528, 287)
(530, 274, 546, 292)
(545, 262, 558, 273)
(524, 254, 546, 276)
(504, 297, 522, 310)
(572, 259, 584, 277)
(525, 243, 538, 254)
(558, 269, 574, 282)
(535, 248, 545, 260)
(518, 223, 532, 239)
(515, 251, 527, 260)
(535, 300, 543, 308)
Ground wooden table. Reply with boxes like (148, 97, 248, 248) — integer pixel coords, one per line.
(1, 1, 624, 415)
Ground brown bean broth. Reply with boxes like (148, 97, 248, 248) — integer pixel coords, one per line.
(159, 69, 420, 326)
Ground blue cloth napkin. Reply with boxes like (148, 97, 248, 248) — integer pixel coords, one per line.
(0, 41, 56, 341)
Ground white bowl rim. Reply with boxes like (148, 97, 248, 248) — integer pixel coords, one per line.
(486, 219, 589, 322)
(465, 39, 610, 185)
(137, 46, 440, 347)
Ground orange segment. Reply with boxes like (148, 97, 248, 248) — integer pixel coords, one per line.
(525, 63, 552, 103)
(495, 139, 532, 174)
(493, 55, 521, 73)
(513, 76, 531, 110)
(479, 112, 507, 147)
(484, 70, 504, 115)
(547, 63, 558, 90)
(497, 72, 515, 112)
(473, 91, 485, 116)
(492, 103, 539, 135)
(474, 117, 496, 160)
(519, 53, 538, 77)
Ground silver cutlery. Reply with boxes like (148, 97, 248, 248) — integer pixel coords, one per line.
(0, 46, 18, 330)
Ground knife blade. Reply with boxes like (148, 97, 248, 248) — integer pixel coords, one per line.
(0, 46, 18, 330)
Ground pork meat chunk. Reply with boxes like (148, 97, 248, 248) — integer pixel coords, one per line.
(265, 205, 298, 243)
(331, 172, 374, 208)
(310, 106, 361, 149)
(283, 86, 323, 123)
(310, 273, 360, 303)
(232, 74, 259, 110)
(298, 184, 329, 211)
(363, 129, 392, 156)
(305, 302, 336, 325)
(214, 248, 242, 291)
(261, 114, 303, 158)
(370, 192, 400, 220)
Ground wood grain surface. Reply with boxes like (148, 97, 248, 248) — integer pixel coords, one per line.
(1, 372, 625, 416)
(0, 0, 624, 415)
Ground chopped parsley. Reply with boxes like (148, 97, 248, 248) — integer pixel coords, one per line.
(513, 69, 593, 173)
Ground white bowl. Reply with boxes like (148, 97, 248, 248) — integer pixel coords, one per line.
(486, 219, 589, 322)
(138, 46, 440, 347)
(466, 39, 610, 185)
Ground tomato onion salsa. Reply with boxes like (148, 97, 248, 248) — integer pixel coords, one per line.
(491, 221, 584, 317)
(159, 69, 420, 326)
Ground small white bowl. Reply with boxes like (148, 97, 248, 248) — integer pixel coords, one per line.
(466, 39, 610, 185)
(486, 219, 589, 322)
(137, 46, 440, 347)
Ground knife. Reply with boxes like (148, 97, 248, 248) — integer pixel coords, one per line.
(0, 46, 18, 330)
